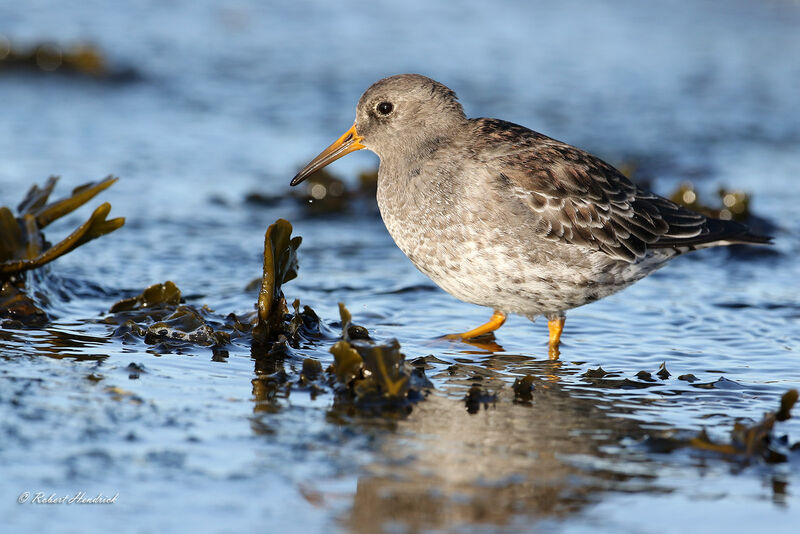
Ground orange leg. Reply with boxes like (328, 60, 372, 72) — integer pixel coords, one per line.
(548, 316, 565, 360)
(448, 310, 507, 339)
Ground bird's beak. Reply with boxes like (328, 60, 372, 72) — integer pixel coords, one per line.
(290, 124, 365, 186)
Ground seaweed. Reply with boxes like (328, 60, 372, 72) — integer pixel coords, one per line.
(1, 176, 123, 280)
(1, 176, 124, 325)
(646, 389, 800, 464)
(101, 219, 317, 352)
(252, 219, 302, 344)
(327, 303, 431, 414)
(687, 389, 798, 462)
(109, 281, 182, 313)
(106, 282, 233, 348)
(667, 181, 776, 240)
(0, 37, 139, 81)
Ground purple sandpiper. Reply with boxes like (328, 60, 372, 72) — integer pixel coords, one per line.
(291, 74, 771, 357)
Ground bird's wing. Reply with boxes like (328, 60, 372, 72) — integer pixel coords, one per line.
(473, 119, 746, 263)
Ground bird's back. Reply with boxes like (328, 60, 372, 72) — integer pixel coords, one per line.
(462, 118, 771, 263)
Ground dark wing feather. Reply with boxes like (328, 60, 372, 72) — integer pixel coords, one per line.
(474, 119, 769, 263)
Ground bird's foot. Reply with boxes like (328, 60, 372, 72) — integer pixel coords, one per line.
(447, 310, 507, 340)
(547, 316, 566, 360)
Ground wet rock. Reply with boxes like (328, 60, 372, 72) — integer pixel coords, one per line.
(126, 362, 146, 380)
(0, 282, 49, 326)
(243, 192, 284, 207)
(691, 376, 742, 390)
(145, 306, 231, 346)
(409, 355, 446, 371)
(347, 324, 371, 340)
(271, 166, 380, 217)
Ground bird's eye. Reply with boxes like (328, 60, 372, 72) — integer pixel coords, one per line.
(376, 101, 394, 115)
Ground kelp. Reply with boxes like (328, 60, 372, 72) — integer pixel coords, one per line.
(580, 363, 676, 390)
(109, 281, 182, 312)
(0, 176, 124, 325)
(102, 219, 318, 351)
(327, 303, 431, 414)
(253, 219, 302, 344)
(0, 282, 48, 326)
(647, 389, 800, 464)
(106, 281, 233, 348)
(1, 176, 122, 280)
(688, 389, 798, 462)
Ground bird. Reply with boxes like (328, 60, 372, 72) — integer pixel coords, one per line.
(290, 74, 771, 358)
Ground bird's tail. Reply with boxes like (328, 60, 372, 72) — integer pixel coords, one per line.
(652, 217, 772, 250)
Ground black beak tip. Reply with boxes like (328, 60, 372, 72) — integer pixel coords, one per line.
(289, 174, 304, 187)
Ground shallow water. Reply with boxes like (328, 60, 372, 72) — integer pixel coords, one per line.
(2, 1, 800, 532)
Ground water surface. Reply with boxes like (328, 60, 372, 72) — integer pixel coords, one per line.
(1, 1, 800, 532)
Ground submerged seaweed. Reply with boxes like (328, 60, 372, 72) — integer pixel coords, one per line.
(646, 389, 800, 464)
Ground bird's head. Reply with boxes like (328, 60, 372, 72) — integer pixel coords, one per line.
(291, 74, 466, 186)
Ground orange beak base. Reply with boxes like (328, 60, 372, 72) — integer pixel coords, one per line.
(290, 124, 365, 186)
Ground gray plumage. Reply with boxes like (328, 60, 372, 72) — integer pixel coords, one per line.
(301, 74, 771, 323)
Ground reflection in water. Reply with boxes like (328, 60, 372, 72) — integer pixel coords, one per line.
(240, 313, 800, 532)
(336, 348, 796, 532)
(0, 324, 111, 361)
(346, 358, 655, 532)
